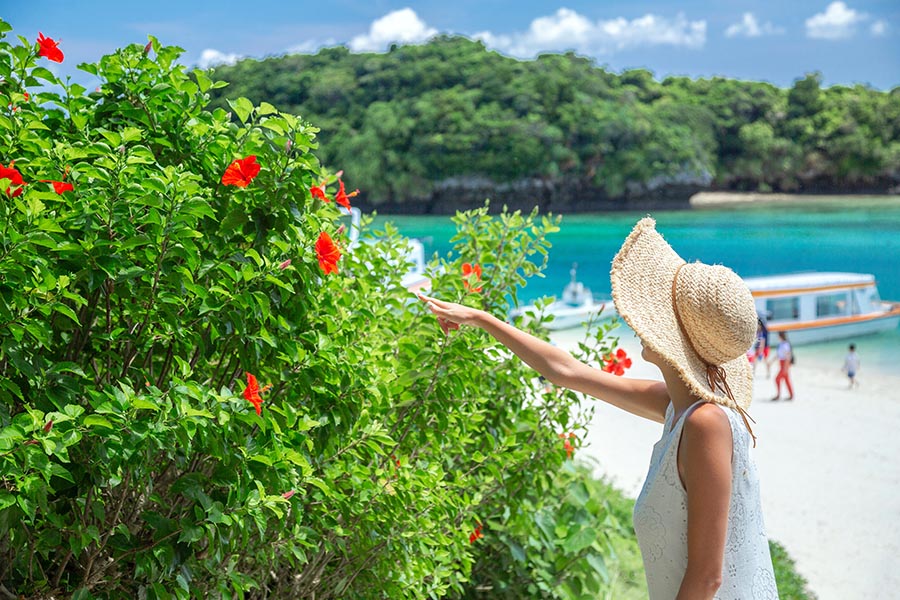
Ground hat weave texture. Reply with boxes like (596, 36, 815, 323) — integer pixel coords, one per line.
(610, 217, 757, 411)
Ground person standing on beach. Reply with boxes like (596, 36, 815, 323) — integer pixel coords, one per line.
(772, 331, 794, 401)
(753, 316, 771, 378)
(420, 218, 778, 600)
(843, 343, 860, 389)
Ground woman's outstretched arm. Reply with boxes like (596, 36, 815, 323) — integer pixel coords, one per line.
(419, 294, 670, 423)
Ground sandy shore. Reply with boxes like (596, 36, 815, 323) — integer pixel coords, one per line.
(551, 329, 900, 600)
(690, 191, 898, 207)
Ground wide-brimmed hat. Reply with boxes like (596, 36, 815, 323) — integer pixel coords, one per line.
(610, 217, 757, 415)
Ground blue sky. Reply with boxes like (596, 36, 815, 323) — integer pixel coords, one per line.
(4, 1, 898, 89)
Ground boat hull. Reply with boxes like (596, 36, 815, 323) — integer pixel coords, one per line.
(510, 303, 618, 331)
(767, 310, 900, 345)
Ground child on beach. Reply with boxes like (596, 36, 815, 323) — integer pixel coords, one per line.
(420, 217, 777, 600)
(843, 344, 860, 389)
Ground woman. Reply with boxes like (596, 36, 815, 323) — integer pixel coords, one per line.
(772, 331, 794, 401)
(420, 218, 778, 599)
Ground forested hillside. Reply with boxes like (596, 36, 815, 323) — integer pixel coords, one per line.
(209, 36, 900, 213)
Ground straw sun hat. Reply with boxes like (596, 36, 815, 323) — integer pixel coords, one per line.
(610, 217, 758, 432)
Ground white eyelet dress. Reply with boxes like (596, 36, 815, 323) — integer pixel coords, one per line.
(633, 401, 779, 599)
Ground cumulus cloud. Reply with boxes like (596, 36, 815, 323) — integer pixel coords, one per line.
(870, 20, 888, 36)
(349, 8, 438, 52)
(805, 2, 867, 40)
(198, 48, 242, 68)
(725, 13, 784, 38)
(474, 8, 706, 57)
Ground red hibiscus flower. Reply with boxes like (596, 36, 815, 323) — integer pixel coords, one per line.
(462, 262, 483, 293)
(242, 372, 264, 416)
(315, 231, 341, 275)
(559, 432, 576, 459)
(0, 163, 26, 198)
(468, 523, 484, 544)
(334, 179, 359, 210)
(40, 180, 74, 194)
(602, 348, 633, 376)
(221, 155, 260, 187)
(310, 183, 329, 202)
(37, 33, 64, 63)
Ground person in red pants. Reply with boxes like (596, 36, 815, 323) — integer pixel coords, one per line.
(772, 331, 794, 400)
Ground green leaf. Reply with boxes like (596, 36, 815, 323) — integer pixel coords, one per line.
(31, 66, 58, 83)
(52, 303, 81, 325)
(563, 526, 596, 554)
(133, 398, 160, 411)
(227, 97, 254, 124)
(0, 492, 16, 511)
(258, 102, 279, 116)
(249, 455, 273, 466)
(83, 415, 114, 430)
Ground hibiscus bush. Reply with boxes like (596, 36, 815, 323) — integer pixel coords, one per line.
(0, 21, 629, 599)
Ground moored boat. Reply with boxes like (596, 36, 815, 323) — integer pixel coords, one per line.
(342, 206, 431, 293)
(745, 272, 900, 345)
(510, 264, 617, 330)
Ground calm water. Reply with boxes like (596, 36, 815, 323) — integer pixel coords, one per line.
(376, 197, 900, 376)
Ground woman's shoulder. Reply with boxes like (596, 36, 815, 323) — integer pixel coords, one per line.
(683, 402, 732, 440)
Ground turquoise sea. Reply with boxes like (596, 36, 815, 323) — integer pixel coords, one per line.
(375, 197, 900, 377)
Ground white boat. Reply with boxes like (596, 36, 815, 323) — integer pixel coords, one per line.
(745, 272, 900, 345)
(399, 237, 431, 294)
(510, 264, 617, 330)
(341, 207, 430, 293)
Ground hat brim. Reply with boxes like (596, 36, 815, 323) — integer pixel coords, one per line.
(610, 218, 752, 410)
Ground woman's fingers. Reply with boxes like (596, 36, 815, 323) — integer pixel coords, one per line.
(417, 293, 456, 334)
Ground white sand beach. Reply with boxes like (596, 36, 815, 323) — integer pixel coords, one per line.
(690, 191, 898, 207)
(551, 328, 900, 600)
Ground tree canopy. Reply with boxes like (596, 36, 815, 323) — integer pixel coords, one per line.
(209, 36, 900, 211)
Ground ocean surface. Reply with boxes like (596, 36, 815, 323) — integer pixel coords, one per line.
(374, 197, 900, 377)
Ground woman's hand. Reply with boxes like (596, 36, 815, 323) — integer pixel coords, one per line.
(418, 293, 484, 335)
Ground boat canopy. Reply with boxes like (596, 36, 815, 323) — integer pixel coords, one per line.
(743, 272, 876, 295)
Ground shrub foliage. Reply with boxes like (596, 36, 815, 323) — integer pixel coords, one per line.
(0, 22, 628, 599)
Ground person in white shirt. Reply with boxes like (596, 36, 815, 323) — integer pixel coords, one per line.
(843, 343, 860, 389)
(771, 331, 794, 401)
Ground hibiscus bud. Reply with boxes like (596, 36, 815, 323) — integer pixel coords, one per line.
(143, 41, 152, 55)
(336, 224, 345, 236)
(24, 439, 39, 446)
(284, 139, 292, 154)
(118, 145, 126, 155)
(43, 420, 53, 433)
(282, 490, 295, 500)
(278, 259, 291, 270)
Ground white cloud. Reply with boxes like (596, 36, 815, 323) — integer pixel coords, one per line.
(349, 8, 438, 52)
(870, 20, 888, 36)
(474, 8, 706, 57)
(198, 48, 242, 68)
(805, 2, 867, 40)
(725, 13, 784, 38)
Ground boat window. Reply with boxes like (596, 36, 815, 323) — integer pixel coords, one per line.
(851, 291, 861, 315)
(816, 293, 849, 318)
(766, 298, 799, 321)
